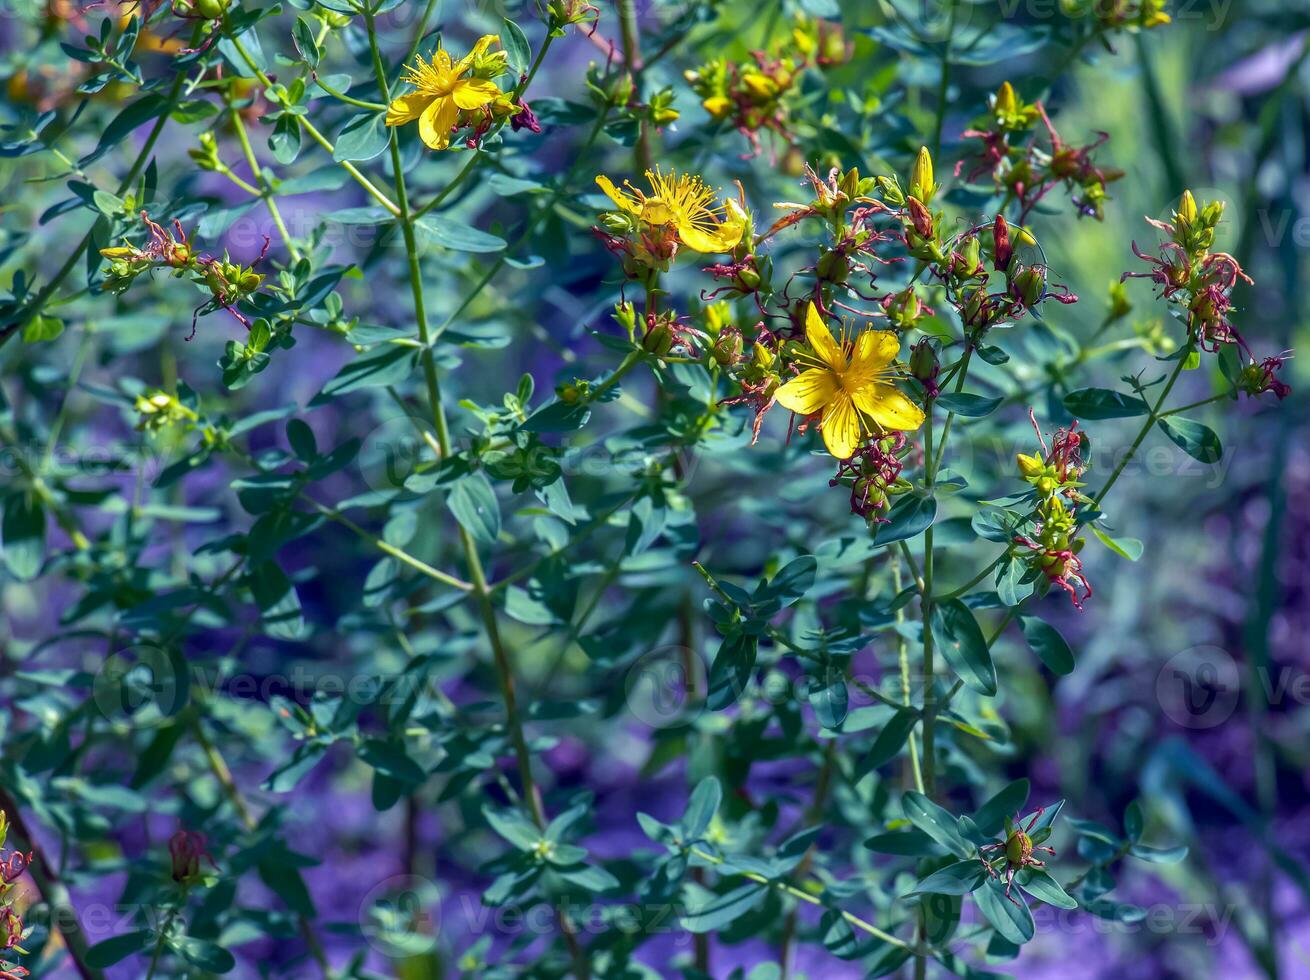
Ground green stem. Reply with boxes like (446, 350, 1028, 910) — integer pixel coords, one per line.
(1091, 356, 1188, 508)
(144, 902, 182, 980)
(225, 91, 303, 262)
(920, 398, 937, 798)
(931, 0, 959, 161)
(687, 846, 914, 950)
(434, 106, 611, 338)
(362, 8, 587, 975)
(226, 32, 400, 216)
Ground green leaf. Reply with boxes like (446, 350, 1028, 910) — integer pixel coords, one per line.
(313, 345, 419, 401)
(936, 392, 1003, 417)
(1019, 616, 1075, 675)
(447, 472, 501, 547)
(249, 561, 305, 640)
(707, 631, 758, 710)
(874, 494, 936, 546)
(414, 216, 507, 253)
(1017, 868, 1078, 909)
(359, 738, 426, 784)
(22, 314, 64, 343)
(974, 779, 1030, 837)
(808, 671, 848, 729)
(1091, 526, 1144, 561)
(1063, 387, 1149, 419)
(911, 860, 986, 896)
(1158, 416, 1223, 463)
(292, 15, 321, 67)
(86, 930, 152, 967)
(502, 18, 531, 72)
(483, 806, 542, 850)
(171, 936, 236, 973)
(862, 707, 919, 773)
(679, 883, 768, 933)
(759, 555, 817, 606)
(333, 111, 389, 162)
(864, 829, 943, 857)
(930, 599, 997, 696)
(2, 493, 47, 581)
(902, 791, 973, 859)
(1128, 843, 1188, 864)
(682, 777, 721, 838)
(974, 878, 1035, 944)
(287, 419, 317, 460)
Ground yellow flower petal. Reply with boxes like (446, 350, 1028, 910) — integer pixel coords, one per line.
(804, 302, 844, 372)
(418, 96, 459, 149)
(596, 175, 639, 215)
(775, 368, 837, 416)
(452, 77, 501, 110)
(455, 34, 499, 73)
(677, 219, 742, 254)
(820, 393, 861, 459)
(852, 330, 900, 372)
(855, 383, 925, 432)
(386, 92, 434, 127)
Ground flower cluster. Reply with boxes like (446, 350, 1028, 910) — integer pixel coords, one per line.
(100, 212, 268, 338)
(385, 35, 520, 150)
(959, 82, 1124, 222)
(594, 168, 747, 271)
(1013, 410, 1094, 608)
(828, 432, 912, 522)
(1125, 190, 1292, 398)
(0, 813, 31, 980)
(1064, 0, 1172, 31)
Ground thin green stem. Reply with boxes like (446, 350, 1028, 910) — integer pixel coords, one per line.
(920, 399, 937, 798)
(1091, 356, 1188, 508)
(225, 92, 303, 262)
(688, 847, 914, 951)
(363, 8, 587, 974)
(893, 556, 926, 794)
(931, 0, 959, 161)
(226, 32, 400, 216)
(435, 107, 611, 337)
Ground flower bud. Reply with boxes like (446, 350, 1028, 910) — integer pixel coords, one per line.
(612, 301, 637, 338)
(909, 146, 935, 204)
(909, 338, 940, 394)
(884, 288, 922, 330)
(1010, 264, 1046, 308)
(993, 214, 1013, 271)
(816, 249, 850, 284)
(876, 176, 905, 207)
(712, 326, 743, 366)
(1177, 189, 1198, 227)
(906, 197, 934, 240)
(642, 320, 674, 356)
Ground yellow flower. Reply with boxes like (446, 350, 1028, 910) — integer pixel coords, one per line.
(595, 168, 746, 254)
(386, 35, 504, 150)
(775, 303, 925, 459)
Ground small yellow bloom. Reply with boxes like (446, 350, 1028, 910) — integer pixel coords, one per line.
(775, 303, 925, 459)
(595, 169, 746, 254)
(386, 35, 505, 150)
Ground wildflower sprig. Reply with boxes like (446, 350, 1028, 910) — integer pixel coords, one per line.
(100, 212, 270, 338)
(959, 82, 1125, 222)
